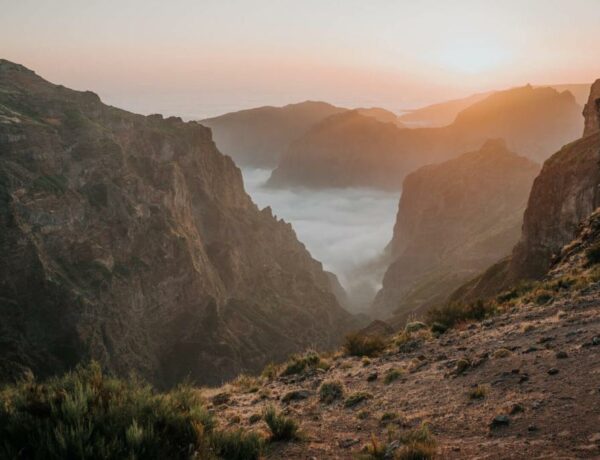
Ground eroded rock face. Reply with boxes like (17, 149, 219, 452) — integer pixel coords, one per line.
(371, 140, 539, 321)
(583, 79, 600, 138)
(0, 60, 354, 387)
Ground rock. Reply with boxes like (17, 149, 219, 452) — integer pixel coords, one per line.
(493, 348, 512, 359)
(367, 372, 378, 382)
(555, 351, 568, 359)
(455, 359, 471, 375)
(482, 319, 494, 327)
(338, 438, 360, 448)
(547, 368, 560, 375)
(212, 393, 231, 406)
(510, 403, 525, 414)
(405, 321, 427, 332)
(490, 414, 510, 429)
(528, 425, 538, 432)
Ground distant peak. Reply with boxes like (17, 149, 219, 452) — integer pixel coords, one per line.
(480, 138, 508, 152)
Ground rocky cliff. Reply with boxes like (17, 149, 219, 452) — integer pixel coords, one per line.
(371, 140, 539, 320)
(0, 60, 355, 387)
(268, 86, 582, 190)
(452, 80, 600, 304)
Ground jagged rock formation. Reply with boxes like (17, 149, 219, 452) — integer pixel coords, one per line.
(268, 86, 582, 190)
(452, 80, 600, 304)
(0, 60, 356, 387)
(371, 140, 539, 320)
(200, 101, 346, 168)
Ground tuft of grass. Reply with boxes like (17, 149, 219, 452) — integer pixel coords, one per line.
(397, 423, 437, 459)
(380, 411, 399, 424)
(344, 391, 373, 408)
(231, 374, 261, 393)
(210, 428, 264, 460)
(343, 333, 387, 357)
(261, 362, 279, 381)
(319, 380, 345, 404)
(384, 368, 403, 384)
(468, 384, 489, 400)
(263, 406, 299, 441)
(280, 350, 329, 376)
(426, 299, 495, 329)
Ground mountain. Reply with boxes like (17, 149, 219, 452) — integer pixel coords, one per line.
(370, 140, 539, 320)
(397, 92, 491, 127)
(355, 107, 404, 127)
(200, 101, 346, 168)
(0, 60, 356, 387)
(268, 85, 583, 190)
(451, 79, 600, 304)
(397, 84, 590, 128)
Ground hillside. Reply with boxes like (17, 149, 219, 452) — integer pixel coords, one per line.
(0, 60, 356, 388)
(371, 140, 539, 321)
(453, 79, 600, 304)
(268, 86, 582, 190)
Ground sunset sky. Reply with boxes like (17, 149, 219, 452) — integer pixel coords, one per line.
(2, 0, 599, 118)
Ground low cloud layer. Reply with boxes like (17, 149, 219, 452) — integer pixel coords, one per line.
(242, 169, 400, 312)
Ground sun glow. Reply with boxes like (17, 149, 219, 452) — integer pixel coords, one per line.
(438, 42, 510, 74)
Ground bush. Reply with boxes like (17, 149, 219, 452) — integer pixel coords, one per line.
(384, 368, 403, 384)
(319, 380, 344, 404)
(280, 350, 328, 376)
(0, 362, 215, 459)
(426, 300, 495, 329)
(468, 384, 489, 400)
(263, 405, 299, 441)
(586, 243, 600, 266)
(343, 333, 387, 357)
(344, 391, 373, 408)
(210, 428, 264, 460)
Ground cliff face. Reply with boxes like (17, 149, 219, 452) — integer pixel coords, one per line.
(371, 140, 539, 320)
(0, 60, 354, 387)
(451, 80, 600, 304)
(200, 101, 346, 168)
(268, 86, 582, 190)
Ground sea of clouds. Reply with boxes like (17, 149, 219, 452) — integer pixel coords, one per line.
(241, 168, 400, 312)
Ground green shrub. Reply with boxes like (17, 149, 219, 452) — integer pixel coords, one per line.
(384, 368, 402, 384)
(263, 406, 299, 441)
(0, 362, 214, 459)
(344, 391, 373, 408)
(210, 428, 264, 460)
(319, 380, 344, 404)
(426, 299, 495, 329)
(280, 350, 328, 376)
(343, 333, 387, 357)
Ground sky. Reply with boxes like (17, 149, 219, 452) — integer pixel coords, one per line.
(2, 0, 599, 118)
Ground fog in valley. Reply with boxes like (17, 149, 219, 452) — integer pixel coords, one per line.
(242, 168, 399, 311)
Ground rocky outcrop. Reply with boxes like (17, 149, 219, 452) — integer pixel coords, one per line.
(0, 60, 355, 387)
(268, 86, 582, 190)
(371, 140, 539, 320)
(451, 80, 600, 304)
(583, 79, 600, 137)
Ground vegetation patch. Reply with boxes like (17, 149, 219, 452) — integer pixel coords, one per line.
(263, 405, 299, 441)
(427, 299, 496, 329)
(319, 380, 345, 404)
(383, 368, 403, 384)
(0, 362, 262, 460)
(397, 423, 437, 460)
(344, 391, 373, 408)
(468, 384, 489, 400)
(343, 333, 387, 357)
(280, 350, 329, 376)
(31, 174, 68, 195)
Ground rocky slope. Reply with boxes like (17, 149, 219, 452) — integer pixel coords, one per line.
(0, 60, 356, 387)
(370, 140, 539, 321)
(200, 101, 346, 168)
(207, 212, 600, 458)
(453, 79, 600, 304)
(268, 86, 582, 190)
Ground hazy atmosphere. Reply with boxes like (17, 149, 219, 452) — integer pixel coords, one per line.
(2, 1, 600, 458)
